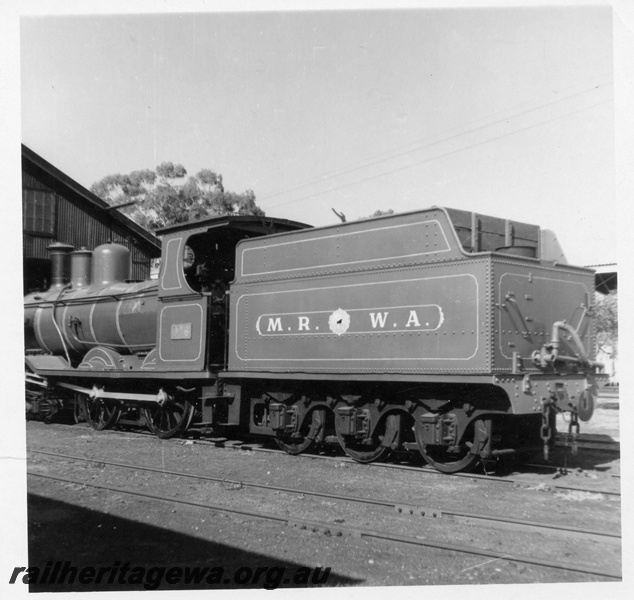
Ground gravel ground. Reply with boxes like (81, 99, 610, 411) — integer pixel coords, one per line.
(22, 396, 621, 592)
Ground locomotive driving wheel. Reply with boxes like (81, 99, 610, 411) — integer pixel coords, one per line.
(142, 396, 194, 439)
(335, 413, 401, 464)
(73, 396, 86, 424)
(415, 417, 486, 473)
(80, 396, 121, 431)
(275, 408, 326, 455)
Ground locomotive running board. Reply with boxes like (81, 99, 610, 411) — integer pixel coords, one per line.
(56, 382, 165, 404)
(219, 370, 493, 384)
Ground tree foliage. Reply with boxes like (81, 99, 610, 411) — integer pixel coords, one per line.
(594, 291, 618, 354)
(357, 209, 395, 221)
(370, 209, 394, 218)
(91, 162, 264, 230)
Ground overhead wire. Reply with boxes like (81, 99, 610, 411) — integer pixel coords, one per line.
(266, 95, 613, 209)
(260, 75, 613, 208)
(258, 67, 613, 202)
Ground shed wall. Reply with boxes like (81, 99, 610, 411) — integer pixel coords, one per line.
(23, 162, 158, 290)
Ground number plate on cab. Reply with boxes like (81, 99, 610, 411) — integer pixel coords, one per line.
(171, 322, 192, 340)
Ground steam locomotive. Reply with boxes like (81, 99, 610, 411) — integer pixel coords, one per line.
(24, 206, 606, 472)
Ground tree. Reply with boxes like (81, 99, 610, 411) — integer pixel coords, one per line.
(357, 209, 395, 221)
(370, 209, 394, 217)
(91, 162, 264, 230)
(594, 291, 618, 355)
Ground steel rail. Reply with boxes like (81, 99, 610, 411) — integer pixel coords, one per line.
(98, 421, 619, 451)
(189, 437, 624, 497)
(561, 433, 620, 444)
(80, 426, 622, 497)
(568, 443, 620, 454)
(27, 470, 621, 581)
(522, 461, 620, 479)
(555, 435, 620, 454)
(29, 449, 620, 544)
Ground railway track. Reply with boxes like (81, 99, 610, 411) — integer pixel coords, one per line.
(28, 450, 621, 581)
(89, 418, 623, 455)
(178, 435, 623, 496)
(68, 424, 621, 497)
(29, 449, 618, 543)
(554, 433, 620, 454)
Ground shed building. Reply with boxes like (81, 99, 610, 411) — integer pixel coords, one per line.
(22, 144, 161, 293)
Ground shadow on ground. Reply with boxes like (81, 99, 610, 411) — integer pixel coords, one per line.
(25, 493, 361, 592)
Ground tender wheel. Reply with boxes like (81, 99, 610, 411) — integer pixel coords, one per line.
(577, 390, 595, 422)
(80, 397, 121, 431)
(142, 397, 194, 439)
(335, 412, 401, 464)
(415, 417, 486, 473)
(275, 408, 326, 455)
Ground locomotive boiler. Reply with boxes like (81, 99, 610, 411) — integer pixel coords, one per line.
(24, 207, 607, 472)
(24, 242, 158, 360)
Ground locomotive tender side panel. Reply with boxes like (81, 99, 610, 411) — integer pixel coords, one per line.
(231, 263, 489, 372)
(229, 208, 492, 375)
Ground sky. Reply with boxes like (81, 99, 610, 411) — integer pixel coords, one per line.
(18, 3, 618, 266)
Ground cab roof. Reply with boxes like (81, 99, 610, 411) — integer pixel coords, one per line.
(155, 214, 311, 237)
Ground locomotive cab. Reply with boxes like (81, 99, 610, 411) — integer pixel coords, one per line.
(153, 216, 310, 371)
